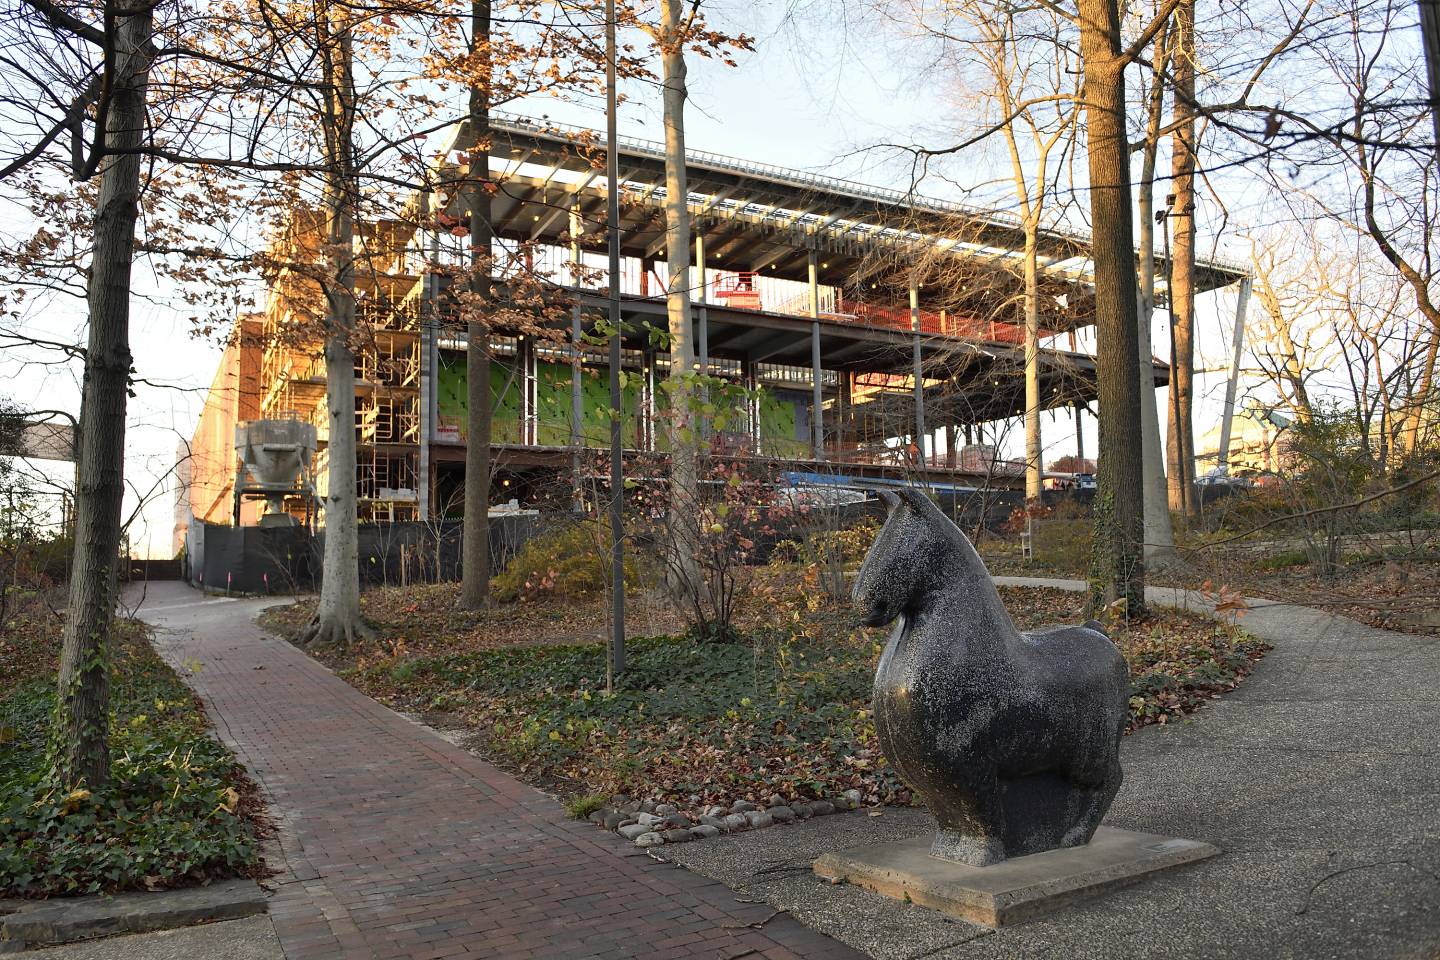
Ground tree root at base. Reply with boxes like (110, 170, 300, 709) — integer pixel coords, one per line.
(299, 614, 376, 651)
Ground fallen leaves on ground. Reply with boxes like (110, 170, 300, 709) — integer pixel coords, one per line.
(281, 581, 1268, 812)
(260, 582, 685, 664)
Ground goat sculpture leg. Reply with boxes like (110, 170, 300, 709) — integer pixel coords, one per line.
(927, 771, 1010, 867)
(1060, 761, 1123, 848)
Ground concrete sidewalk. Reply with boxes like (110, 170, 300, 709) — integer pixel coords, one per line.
(132, 582, 864, 960)
(660, 577, 1440, 960)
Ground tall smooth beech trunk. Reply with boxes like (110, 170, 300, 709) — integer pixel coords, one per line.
(1077, 0, 1146, 613)
(1136, 25, 1179, 566)
(308, 2, 365, 647)
(54, 2, 153, 789)
(1166, 0, 1198, 514)
(659, 0, 700, 594)
(460, 0, 493, 610)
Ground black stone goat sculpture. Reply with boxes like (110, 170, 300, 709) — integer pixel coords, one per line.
(854, 487, 1128, 867)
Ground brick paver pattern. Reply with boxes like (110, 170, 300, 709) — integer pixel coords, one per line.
(141, 585, 863, 960)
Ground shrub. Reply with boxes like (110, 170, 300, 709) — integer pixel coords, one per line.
(629, 459, 799, 643)
(0, 719, 258, 897)
(1031, 517, 1092, 572)
(771, 515, 880, 599)
(493, 519, 644, 603)
(346, 587, 1266, 808)
(563, 793, 608, 820)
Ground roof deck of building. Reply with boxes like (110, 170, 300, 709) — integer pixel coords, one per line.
(478, 114, 1249, 320)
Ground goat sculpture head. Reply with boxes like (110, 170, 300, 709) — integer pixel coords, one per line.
(852, 488, 955, 628)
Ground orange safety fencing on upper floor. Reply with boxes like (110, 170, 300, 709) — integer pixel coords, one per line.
(703, 272, 1059, 347)
(829, 299, 1055, 346)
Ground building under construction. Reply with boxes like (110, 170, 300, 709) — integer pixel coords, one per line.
(185, 116, 1251, 527)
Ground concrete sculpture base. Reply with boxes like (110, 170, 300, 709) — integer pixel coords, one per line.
(813, 827, 1219, 927)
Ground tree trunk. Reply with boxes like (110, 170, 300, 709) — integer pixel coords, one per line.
(1408, 332, 1438, 450)
(1023, 224, 1042, 502)
(459, 0, 493, 610)
(1077, 0, 1146, 614)
(305, 1, 366, 648)
(1136, 24, 1179, 567)
(54, 2, 153, 789)
(659, 0, 700, 595)
(1166, 0, 1198, 515)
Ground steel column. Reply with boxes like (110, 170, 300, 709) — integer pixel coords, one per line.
(417, 189, 433, 519)
(910, 276, 926, 467)
(569, 205, 584, 506)
(809, 252, 823, 460)
(1216, 277, 1252, 475)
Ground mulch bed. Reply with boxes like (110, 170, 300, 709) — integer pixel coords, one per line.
(268, 580, 1268, 815)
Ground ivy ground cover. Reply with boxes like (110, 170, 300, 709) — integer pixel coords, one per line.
(0, 600, 262, 897)
(281, 584, 1268, 812)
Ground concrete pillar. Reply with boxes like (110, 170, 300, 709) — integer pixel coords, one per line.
(809, 252, 824, 461)
(744, 357, 760, 453)
(642, 347, 656, 451)
(1216, 277, 1252, 475)
(696, 231, 709, 443)
(570, 206, 584, 447)
(417, 189, 433, 519)
(696, 232, 709, 374)
(910, 275, 927, 467)
(519, 335, 538, 446)
(1075, 403, 1085, 463)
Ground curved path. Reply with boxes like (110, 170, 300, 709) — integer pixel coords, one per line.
(134, 581, 863, 960)
(987, 578, 1440, 958)
(663, 578, 1440, 960)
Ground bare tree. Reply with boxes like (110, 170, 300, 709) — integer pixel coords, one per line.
(655, 0, 700, 594)
(1072, 0, 1178, 612)
(950, 4, 1081, 503)
(301, 0, 367, 647)
(1246, 228, 1432, 460)
(459, 0, 494, 610)
(5, 0, 159, 789)
(1193, 0, 1438, 454)
(1132, 6, 1180, 566)
(1164, 0, 1199, 517)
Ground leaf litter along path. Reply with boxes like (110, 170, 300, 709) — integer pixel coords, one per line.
(133, 581, 862, 960)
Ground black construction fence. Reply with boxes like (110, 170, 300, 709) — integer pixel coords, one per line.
(183, 515, 541, 595)
(178, 484, 1162, 597)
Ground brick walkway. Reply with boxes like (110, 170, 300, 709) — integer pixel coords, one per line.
(136, 583, 863, 960)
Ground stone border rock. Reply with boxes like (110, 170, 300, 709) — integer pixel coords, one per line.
(589, 791, 867, 848)
(0, 879, 267, 953)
